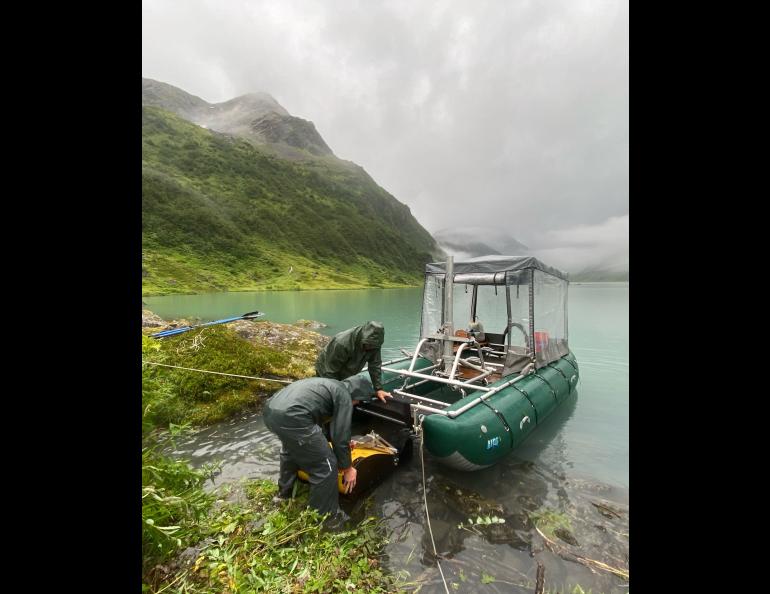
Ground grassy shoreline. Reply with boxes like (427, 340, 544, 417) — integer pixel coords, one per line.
(141, 319, 325, 428)
(142, 280, 420, 298)
(143, 435, 402, 594)
(142, 317, 404, 593)
(141, 316, 625, 593)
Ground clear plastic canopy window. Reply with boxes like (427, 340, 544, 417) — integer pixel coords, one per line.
(420, 268, 569, 368)
(531, 270, 569, 366)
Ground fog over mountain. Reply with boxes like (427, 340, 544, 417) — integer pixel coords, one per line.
(143, 0, 627, 275)
(434, 217, 627, 277)
(433, 227, 528, 260)
(141, 78, 442, 294)
(142, 77, 333, 158)
(531, 215, 629, 276)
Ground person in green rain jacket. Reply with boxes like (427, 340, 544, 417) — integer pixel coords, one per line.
(315, 321, 391, 404)
(263, 375, 374, 524)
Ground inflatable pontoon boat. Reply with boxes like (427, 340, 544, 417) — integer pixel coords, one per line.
(355, 255, 579, 470)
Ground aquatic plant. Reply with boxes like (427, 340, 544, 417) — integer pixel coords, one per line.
(456, 514, 506, 537)
(529, 507, 628, 582)
(480, 572, 496, 584)
(529, 508, 573, 540)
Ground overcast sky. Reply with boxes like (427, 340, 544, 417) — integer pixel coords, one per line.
(143, 0, 628, 271)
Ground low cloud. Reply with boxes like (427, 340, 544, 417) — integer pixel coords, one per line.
(143, 0, 628, 247)
(530, 215, 628, 273)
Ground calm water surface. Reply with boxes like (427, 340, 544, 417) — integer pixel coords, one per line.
(146, 283, 629, 593)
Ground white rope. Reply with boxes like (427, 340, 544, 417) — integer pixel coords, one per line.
(419, 429, 450, 594)
(141, 361, 294, 384)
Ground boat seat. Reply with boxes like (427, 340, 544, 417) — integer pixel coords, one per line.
(452, 329, 487, 353)
(484, 332, 505, 346)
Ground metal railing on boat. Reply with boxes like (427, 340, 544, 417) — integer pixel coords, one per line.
(381, 362, 535, 418)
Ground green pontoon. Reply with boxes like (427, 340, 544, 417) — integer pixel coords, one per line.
(355, 255, 579, 470)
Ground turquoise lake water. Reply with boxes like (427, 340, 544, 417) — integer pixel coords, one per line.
(145, 282, 628, 488)
(145, 283, 629, 592)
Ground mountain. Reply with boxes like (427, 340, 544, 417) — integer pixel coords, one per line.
(142, 78, 332, 158)
(142, 79, 442, 294)
(433, 227, 529, 259)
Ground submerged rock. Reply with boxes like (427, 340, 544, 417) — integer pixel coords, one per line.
(433, 478, 506, 518)
(553, 527, 580, 546)
(431, 477, 531, 549)
(293, 319, 328, 329)
(591, 500, 624, 519)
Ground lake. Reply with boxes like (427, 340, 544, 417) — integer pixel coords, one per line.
(145, 283, 629, 592)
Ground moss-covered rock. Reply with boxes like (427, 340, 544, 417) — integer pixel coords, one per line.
(142, 312, 328, 429)
(142, 309, 168, 328)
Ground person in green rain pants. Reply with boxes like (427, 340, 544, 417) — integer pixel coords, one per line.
(315, 321, 392, 404)
(263, 375, 374, 526)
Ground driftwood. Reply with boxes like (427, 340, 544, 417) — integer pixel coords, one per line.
(535, 526, 629, 580)
(590, 500, 623, 519)
(534, 561, 545, 594)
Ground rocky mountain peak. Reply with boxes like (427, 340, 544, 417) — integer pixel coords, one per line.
(141, 77, 332, 157)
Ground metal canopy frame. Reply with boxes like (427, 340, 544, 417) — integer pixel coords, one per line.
(425, 259, 538, 365)
(383, 256, 539, 421)
(381, 256, 567, 426)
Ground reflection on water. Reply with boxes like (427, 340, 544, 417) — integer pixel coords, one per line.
(147, 284, 629, 489)
(155, 284, 628, 592)
(167, 390, 628, 593)
(165, 412, 282, 488)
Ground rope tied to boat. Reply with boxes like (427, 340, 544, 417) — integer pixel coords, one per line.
(417, 424, 450, 594)
(141, 361, 295, 384)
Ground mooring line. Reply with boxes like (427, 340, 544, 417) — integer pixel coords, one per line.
(418, 429, 450, 594)
(141, 361, 294, 384)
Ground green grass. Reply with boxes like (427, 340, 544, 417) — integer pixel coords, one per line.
(141, 246, 420, 296)
(141, 323, 403, 592)
(142, 106, 438, 296)
(141, 324, 317, 429)
(144, 478, 403, 594)
(143, 425, 218, 576)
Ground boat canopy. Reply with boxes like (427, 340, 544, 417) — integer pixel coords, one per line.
(425, 255, 568, 282)
(421, 255, 569, 368)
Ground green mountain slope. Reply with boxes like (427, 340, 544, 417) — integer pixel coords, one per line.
(142, 106, 440, 294)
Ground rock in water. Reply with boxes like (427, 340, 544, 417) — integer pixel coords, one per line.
(293, 319, 328, 330)
(553, 527, 580, 546)
(431, 477, 531, 549)
(142, 309, 166, 328)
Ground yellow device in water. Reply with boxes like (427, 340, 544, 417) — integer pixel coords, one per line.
(297, 432, 399, 495)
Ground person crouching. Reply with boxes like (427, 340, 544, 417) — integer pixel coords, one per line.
(263, 375, 374, 526)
